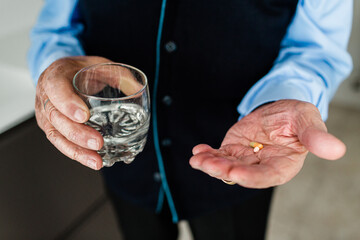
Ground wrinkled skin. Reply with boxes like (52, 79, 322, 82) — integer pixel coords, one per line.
(36, 56, 147, 170)
(35, 56, 346, 188)
(35, 56, 111, 170)
(190, 100, 346, 188)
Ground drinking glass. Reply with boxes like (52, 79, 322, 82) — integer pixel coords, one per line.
(73, 63, 150, 167)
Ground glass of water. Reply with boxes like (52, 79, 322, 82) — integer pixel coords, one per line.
(73, 63, 150, 167)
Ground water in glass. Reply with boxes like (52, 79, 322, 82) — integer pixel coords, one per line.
(86, 103, 150, 166)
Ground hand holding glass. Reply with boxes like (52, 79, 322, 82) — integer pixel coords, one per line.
(73, 63, 150, 167)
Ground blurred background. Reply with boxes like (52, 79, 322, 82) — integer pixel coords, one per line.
(0, 0, 359, 239)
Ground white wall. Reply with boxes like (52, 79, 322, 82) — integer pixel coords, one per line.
(0, 0, 43, 133)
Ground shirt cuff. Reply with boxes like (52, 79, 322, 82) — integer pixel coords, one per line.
(237, 78, 324, 120)
(35, 51, 83, 82)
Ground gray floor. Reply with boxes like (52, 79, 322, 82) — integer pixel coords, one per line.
(0, 103, 359, 240)
(267, 104, 360, 240)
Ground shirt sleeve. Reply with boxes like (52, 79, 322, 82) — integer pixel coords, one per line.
(237, 0, 353, 121)
(27, 0, 84, 85)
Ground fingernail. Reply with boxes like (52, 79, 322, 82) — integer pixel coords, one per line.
(74, 109, 87, 122)
(87, 159, 98, 170)
(87, 139, 99, 150)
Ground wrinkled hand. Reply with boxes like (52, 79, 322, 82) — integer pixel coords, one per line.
(35, 56, 111, 170)
(190, 100, 346, 188)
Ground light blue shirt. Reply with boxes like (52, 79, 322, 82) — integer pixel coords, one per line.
(28, 0, 353, 121)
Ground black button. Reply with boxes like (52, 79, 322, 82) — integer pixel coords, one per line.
(165, 41, 177, 53)
(162, 95, 172, 106)
(153, 172, 162, 182)
(161, 138, 172, 147)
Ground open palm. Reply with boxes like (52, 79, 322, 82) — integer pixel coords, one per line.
(190, 100, 346, 188)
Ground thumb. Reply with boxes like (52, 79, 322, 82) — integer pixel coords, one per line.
(298, 125, 346, 160)
(43, 74, 90, 123)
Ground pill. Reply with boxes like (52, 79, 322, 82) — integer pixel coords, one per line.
(250, 142, 263, 153)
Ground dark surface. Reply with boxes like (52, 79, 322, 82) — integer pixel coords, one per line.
(0, 117, 111, 239)
(108, 187, 273, 240)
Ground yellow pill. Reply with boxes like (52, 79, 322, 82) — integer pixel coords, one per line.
(250, 142, 263, 153)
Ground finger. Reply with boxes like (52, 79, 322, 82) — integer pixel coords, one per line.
(192, 144, 215, 155)
(115, 65, 144, 95)
(227, 162, 285, 188)
(42, 118, 103, 170)
(228, 156, 300, 188)
(36, 95, 103, 169)
(299, 126, 346, 160)
(35, 94, 50, 133)
(75, 64, 144, 96)
(190, 149, 255, 178)
(190, 152, 231, 178)
(190, 152, 264, 186)
(44, 75, 90, 123)
(190, 145, 259, 173)
(293, 102, 346, 160)
(191, 150, 304, 188)
(44, 99, 104, 150)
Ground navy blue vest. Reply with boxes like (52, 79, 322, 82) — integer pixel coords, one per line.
(78, 0, 298, 220)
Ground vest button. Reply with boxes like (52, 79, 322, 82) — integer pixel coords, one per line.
(164, 41, 177, 53)
(161, 138, 172, 147)
(162, 95, 172, 106)
(153, 172, 162, 182)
